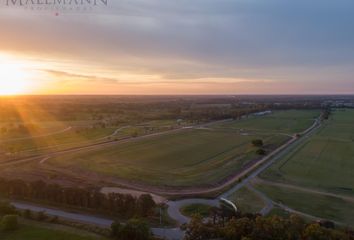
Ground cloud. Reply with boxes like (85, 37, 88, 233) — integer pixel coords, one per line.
(0, 0, 354, 93)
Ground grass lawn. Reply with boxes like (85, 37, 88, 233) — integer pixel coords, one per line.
(254, 183, 354, 226)
(0, 128, 116, 155)
(216, 110, 320, 134)
(44, 110, 318, 187)
(47, 128, 288, 186)
(226, 187, 265, 214)
(180, 204, 212, 218)
(0, 223, 107, 240)
(262, 109, 354, 196)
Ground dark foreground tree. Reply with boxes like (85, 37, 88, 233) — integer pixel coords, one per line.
(184, 214, 352, 240)
(112, 218, 151, 240)
(111, 221, 122, 239)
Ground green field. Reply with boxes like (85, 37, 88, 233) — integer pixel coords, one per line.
(216, 110, 320, 134)
(255, 183, 354, 226)
(227, 187, 265, 214)
(180, 204, 212, 218)
(44, 110, 318, 187)
(0, 119, 192, 160)
(262, 109, 354, 196)
(0, 223, 106, 240)
(48, 128, 285, 186)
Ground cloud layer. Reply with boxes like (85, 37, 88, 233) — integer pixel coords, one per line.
(0, 0, 353, 94)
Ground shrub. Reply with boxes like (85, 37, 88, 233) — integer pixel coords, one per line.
(256, 148, 266, 155)
(119, 219, 151, 240)
(35, 211, 48, 221)
(251, 139, 263, 147)
(22, 209, 33, 219)
(111, 221, 122, 239)
(0, 201, 16, 215)
(49, 215, 59, 223)
(0, 215, 18, 231)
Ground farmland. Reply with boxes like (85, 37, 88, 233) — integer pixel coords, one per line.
(254, 183, 354, 226)
(0, 221, 107, 240)
(253, 108, 354, 226)
(227, 187, 265, 214)
(261, 109, 354, 196)
(43, 110, 319, 187)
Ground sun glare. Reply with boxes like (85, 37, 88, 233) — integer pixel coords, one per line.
(0, 63, 32, 96)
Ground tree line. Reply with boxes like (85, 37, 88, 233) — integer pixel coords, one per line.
(184, 213, 354, 240)
(0, 178, 156, 219)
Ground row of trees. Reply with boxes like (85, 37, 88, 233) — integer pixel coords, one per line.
(0, 178, 156, 219)
(184, 214, 353, 240)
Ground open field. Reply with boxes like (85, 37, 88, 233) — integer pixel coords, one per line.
(216, 110, 320, 135)
(0, 119, 192, 160)
(261, 109, 354, 196)
(0, 221, 107, 240)
(254, 183, 354, 226)
(46, 128, 287, 186)
(227, 187, 265, 214)
(180, 204, 212, 218)
(40, 110, 318, 187)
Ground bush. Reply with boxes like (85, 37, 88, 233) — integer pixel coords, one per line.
(49, 215, 59, 223)
(251, 139, 263, 147)
(256, 148, 266, 155)
(22, 209, 33, 219)
(0, 201, 16, 215)
(0, 215, 18, 231)
(35, 211, 48, 221)
(111, 221, 122, 239)
(116, 219, 151, 240)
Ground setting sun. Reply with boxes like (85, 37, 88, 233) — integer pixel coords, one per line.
(0, 63, 32, 95)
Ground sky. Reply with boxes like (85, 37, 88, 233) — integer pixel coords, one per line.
(0, 0, 354, 95)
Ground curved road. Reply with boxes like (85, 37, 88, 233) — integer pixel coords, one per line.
(7, 116, 325, 239)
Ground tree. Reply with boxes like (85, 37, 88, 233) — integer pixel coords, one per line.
(137, 194, 156, 217)
(0, 215, 18, 231)
(22, 209, 33, 219)
(303, 223, 329, 240)
(185, 215, 216, 240)
(111, 221, 122, 239)
(256, 148, 266, 155)
(223, 217, 253, 240)
(119, 219, 151, 240)
(0, 201, 16, 215)
(251, 139, 263, 147)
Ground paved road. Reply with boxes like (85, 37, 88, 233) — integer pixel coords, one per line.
(245, 184, 274, 215)
(12, 201, 184, 240)
(8, 116, 325, 239)
(167, 116, 322, 226)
